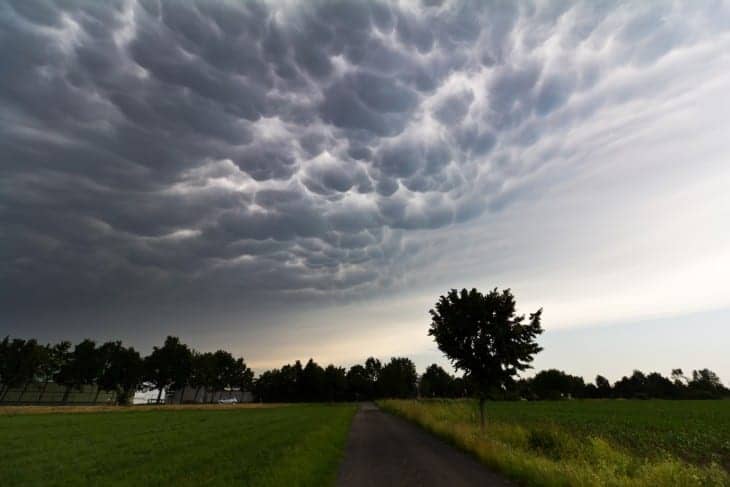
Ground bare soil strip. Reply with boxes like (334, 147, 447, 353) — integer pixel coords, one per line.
(0, 403, 286, 415)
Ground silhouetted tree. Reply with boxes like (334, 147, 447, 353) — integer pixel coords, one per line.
(208, 350, 237, 402)
(190, 351, 215, 402)
(346, 364, 372, 401)
(230, 357, 254, 393)
(365, 357, 382, 397)
(144, 336, 192, 404)
(323, 365, 347, 402)
(98, 341, 144, 405)
(645, 372, 676, 399)
(689, 368, 726, 398)
(671, 368, 687, 386)
(35, 342, 70, 401)
(614, 370, 650, 398)
(419, 364, 454, 398)
(284, 360, 304, 400)
(595, 375, 612, 398)
(0, 337, 45, 402)
(253, 369, 279, 402)
(378, 357, 417, 398)
(530, 369, 585, 400)
(54, 339, 103, 403)
(429, 288, 543, 430)
(300, 359, 325, 402)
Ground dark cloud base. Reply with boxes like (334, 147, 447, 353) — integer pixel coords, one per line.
(1, 0, 724, 330)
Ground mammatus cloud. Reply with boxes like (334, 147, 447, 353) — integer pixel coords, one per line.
(2, 0, 730, 325)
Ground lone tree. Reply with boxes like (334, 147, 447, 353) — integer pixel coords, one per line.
(429, 288, 543, 430)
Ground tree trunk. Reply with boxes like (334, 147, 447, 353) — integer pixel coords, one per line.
(62, 386, 71, 404)
(194, 386, 202, 403)
(179, 384, 186, 405)
(0, 385, 8, 402)
(93, 387, 101, 404)
(18, 382, 30, 403)
(39, 381, 49, 402)
(156, 387, 164, 404)
(478, 396, 486, 432)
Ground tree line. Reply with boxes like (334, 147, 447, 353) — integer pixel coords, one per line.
(0, 334, 419, 405)
(0, 336, 252, 405)
(2, 287, 727, 408)
(418, 365, 729, 400)
(254, 356, 418, 402)
(2, 334, 726, 405)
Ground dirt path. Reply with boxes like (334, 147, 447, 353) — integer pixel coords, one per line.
(337, 403, 512, 487)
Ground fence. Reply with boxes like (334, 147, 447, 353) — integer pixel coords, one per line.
(165, 386, 253, 404)
(0, 383, 117, 405)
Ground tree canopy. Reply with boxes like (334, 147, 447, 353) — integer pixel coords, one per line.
(429, 288, 543, 428)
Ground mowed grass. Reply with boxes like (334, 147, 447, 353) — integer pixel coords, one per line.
(380, 399, 730, 486)
(0, 404, 356, 487)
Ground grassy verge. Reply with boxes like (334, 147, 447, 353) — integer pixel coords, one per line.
(0, 403, 356, 486)
(379, 399, 729, 486)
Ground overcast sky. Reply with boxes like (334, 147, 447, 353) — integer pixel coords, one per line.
(1, 0, 729, 382)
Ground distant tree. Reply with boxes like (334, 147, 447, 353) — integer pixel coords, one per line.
(144, 336, 193, 404)
(689, 369, 726, 398)
(671, 368, 687, 386)
(300, 359, 325, 402)
(583, 383, 598, 398)
(378, 357, 417, 398)
(0, 338, 45, 402)
(189, 350, 253, 403)
(449, 376, 472, 398)
(253, 369, 279, 402)
(323, 365, 347, 402)
(346, 364, 372, 401)
(208, 350, 237, 402)
(419, 364, 454, 398)
(508, 377, 533, 400)
(37, 341, 71, 401)
(189, 351, 215, 402)
(429, 288, 543, 430)
(613, 370, 648, 399)
(55, 339, 103, 403)
(283, 360, 304, 401)
(254, 360, 305, 402)
(365, 357, 382, 397)
(98, 341, 144, 405)
(230, 357, 254, 393)
(645, 372, 676, 399)
(595, 375, 612, 398)
(530, 369, 585, 400)
(0, 337, 6, 398)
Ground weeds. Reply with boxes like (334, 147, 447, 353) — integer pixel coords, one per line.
(379, 399, 729, 486)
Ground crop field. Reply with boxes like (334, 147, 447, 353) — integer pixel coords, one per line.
(380, 399, 730, 486)
(0, 403, 356, 486)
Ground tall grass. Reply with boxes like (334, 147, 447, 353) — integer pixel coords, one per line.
(379, 399, 729, 486)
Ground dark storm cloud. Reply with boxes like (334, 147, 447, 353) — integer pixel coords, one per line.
(1, 0, 727, 324)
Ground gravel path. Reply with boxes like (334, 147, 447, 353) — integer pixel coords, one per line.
(337, 403, 512, 487)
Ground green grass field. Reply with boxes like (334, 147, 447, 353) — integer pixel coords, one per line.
(380, 399, 730, 486)
(0, 404, 356, 487)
